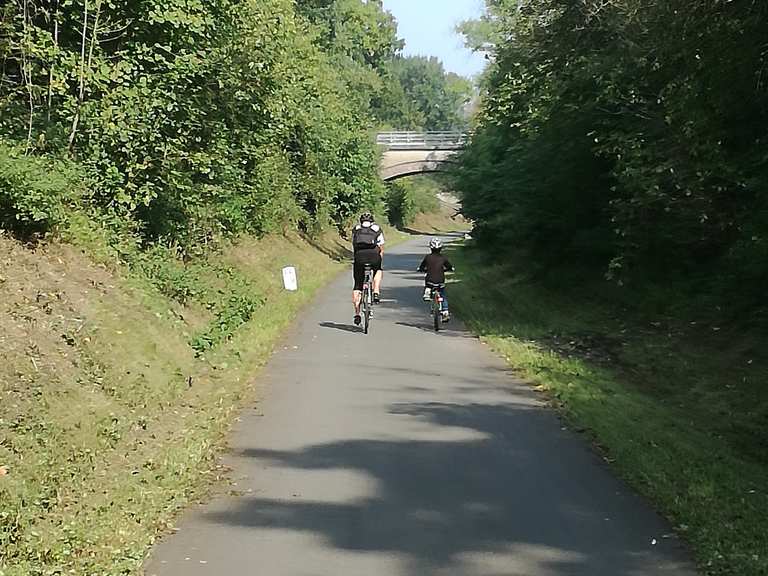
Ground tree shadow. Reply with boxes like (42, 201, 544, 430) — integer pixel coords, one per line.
(319, 321, 362, 334)
(0, 227, 46, 246)
(394, 275, 429, 284)
(379, 278, 469, 340)
(394, 320, 472, 339)
(206, 401, 694, 575)
(402, 228, 468, 237)
(181, 239, 691, 575)
(312, 233, 354, 261)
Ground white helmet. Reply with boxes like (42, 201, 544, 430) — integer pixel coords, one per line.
(429, 238, 443, 250)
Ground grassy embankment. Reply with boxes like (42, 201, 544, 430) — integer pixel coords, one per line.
(0, 228, 352, 575)
(406, 208, 468, 236)
(449, 245, 767, 576)
(387, 174, 468, 236)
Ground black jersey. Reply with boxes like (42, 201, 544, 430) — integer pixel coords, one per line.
(418, 252, 453, 284)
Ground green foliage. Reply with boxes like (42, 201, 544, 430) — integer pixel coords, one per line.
(0, 143, 84, 235)
(456, 14, 498, 54)
(455, 0, 768, 298)
(133, 244, 266, 353)
(385, 175, 441, 227)
(296, 1, 473, 132)
(0, 0, 388, 249)
(191, 293, 262, 353)
(385, 181, 413, 228)
(296, 0, 402, 70)
(375, 56, 472, 130)
(1, 0, 473, 247)
(135, 246, 208, 305)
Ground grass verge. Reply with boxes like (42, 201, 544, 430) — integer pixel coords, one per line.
(0, 231, 345, 575)
(404, 210, 468, 236)
(448, 245, 767, 576)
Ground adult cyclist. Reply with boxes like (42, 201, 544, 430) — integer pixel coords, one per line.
(351, 212, 385, 326)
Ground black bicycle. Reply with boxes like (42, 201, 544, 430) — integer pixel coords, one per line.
(361, 264, 374, 334)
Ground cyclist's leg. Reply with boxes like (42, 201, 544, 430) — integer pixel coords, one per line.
(439, 286, 449, 311)
(438, 285, 450, 321)
(423, 281, 431, 301)
(372, 259, 383, 302)
(352, 262, 364, 320)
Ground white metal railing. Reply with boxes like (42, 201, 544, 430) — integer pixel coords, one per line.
(376, 131, 468, 150)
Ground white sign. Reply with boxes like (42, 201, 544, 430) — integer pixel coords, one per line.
(282, 266, 298, 291)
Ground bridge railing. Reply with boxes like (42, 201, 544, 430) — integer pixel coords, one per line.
(376, 131, 468, 150)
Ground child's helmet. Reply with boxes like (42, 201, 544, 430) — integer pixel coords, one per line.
(429, 238, 443, 250)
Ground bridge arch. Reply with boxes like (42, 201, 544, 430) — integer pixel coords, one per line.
(376, 132, 465, 182)
(379, 152, 457, 181)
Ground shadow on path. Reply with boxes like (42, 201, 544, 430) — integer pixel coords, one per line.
(319, 321, 362, 334)
(394, 320, 469, 338)
(206, 401, 690, 575)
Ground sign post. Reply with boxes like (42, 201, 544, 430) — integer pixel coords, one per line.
(282, 266, 298, 291)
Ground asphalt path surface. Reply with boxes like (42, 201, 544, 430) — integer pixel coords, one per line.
(145, 235, 696, 576)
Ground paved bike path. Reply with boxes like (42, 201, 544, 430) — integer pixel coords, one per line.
(145, 236, 696, 576)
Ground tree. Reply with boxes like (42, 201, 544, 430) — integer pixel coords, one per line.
(0, 0, 388, 245)
(455, 0, 768, 291)
(375, 55, 472, 130)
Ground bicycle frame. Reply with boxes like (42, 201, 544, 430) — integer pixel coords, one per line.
(428, 284, 445, 332)
(361, 266, 374, 334)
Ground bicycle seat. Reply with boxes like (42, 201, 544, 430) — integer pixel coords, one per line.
(363, 264, 373, 270)
(426, 282, 445, 288)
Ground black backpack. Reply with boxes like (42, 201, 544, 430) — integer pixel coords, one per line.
(353, 225, 379, 249)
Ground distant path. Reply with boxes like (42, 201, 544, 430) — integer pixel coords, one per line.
(145, 236, 696, 575)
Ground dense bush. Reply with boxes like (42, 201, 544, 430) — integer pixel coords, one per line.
(455, 1, 768, 294)
(375, 56, 473, 131)
(386, 176, 442, 227)
(0, 0, 394, 247)
(0, 144, 84, 236)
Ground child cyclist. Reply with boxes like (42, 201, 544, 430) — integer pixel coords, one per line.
(418, 238, 454, 321)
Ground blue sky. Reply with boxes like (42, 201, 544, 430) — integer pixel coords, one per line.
(382, 0, 487, 79)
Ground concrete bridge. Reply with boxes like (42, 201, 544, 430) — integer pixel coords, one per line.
(377, 132, 467, 181)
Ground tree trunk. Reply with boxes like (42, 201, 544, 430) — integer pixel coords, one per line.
(47, 0, 59, 123)
(68, 0, 90, 151)
(22, 0, 34, 154)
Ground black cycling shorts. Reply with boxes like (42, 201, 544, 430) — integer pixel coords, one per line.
(353, 250, 382, 291)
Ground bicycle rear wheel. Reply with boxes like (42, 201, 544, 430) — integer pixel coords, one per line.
(433, 296, 440, 332)
(363, 281, 372, 334)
